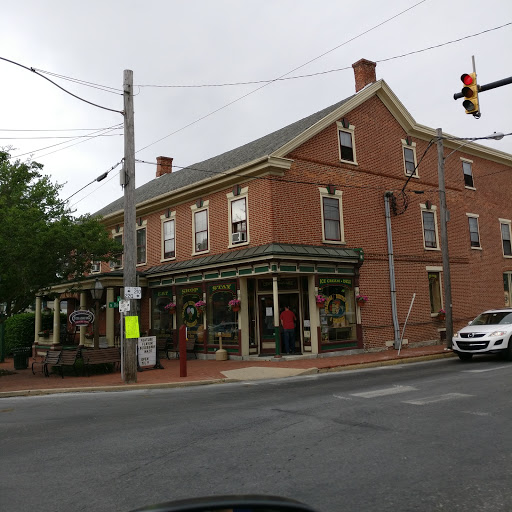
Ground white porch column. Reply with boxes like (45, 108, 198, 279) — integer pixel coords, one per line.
(308, 275, 320, 355)
(34, 296, 42, 342)
(239, 277, 249, 357)
(52, 297, 60, 345)
(79, 291, 87, 345)
(106, 287, 115, 347)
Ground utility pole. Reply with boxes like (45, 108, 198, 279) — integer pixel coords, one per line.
(123, 69, 137, 383)
(436, 128, 453, 349)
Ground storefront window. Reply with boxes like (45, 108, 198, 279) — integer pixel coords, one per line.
(151, 290, 174, 338)
(318, 277, 356, 343)
(207, 282, 238, 345)
(178, 286, 204, 346)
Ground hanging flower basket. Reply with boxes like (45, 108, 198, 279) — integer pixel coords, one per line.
(228, 299, 241, 312)
(356, 294, 368, 306)
(437, 308, 446, 320)
(164, 302, 176, 314)
(315, 295, 326, 306)
(195, 300, 206, 313)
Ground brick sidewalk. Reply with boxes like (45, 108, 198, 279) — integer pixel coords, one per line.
(0, 344, 453, 396)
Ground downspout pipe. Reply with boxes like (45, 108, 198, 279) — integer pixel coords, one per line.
(384, 191, 401, 349)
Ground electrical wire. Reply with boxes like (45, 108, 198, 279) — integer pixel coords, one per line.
(135, 0, 428, 154)
(0, 134, 122, 140)
(69, 169, 121, 209)
(33, 68, 122, 94)
(10, 124, 123, 159)
(134, 22, 510, 89)
(0, 127, 123, 132)
(0, 56, 123, 114)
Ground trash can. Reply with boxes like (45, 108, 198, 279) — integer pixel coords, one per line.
(12, 347, 31, 370)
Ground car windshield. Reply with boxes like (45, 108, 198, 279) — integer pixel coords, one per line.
(470, 311, 512, 325)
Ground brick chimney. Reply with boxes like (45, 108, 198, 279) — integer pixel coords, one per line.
(156, 156, 173, 177)
(352, 59, 377, 92)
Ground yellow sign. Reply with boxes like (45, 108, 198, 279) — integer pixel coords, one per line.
(125, 316, 140, 339)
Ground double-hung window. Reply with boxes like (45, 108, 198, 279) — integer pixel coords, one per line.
(500, 219, 512, 256)
(163, 218, 175, 259)
(462, 159, 474, 188)
(336, 122, 356, 164)
(320, 187, 344, 244)
(110, 232, 123, 269)
(421, 205, 439, 250)
(227, 187, 249, 247)
(136, 225, 147, 265)
(191, 200, 209, 254)
(467, 214, 481, 248)
(402, 139, 418, 177)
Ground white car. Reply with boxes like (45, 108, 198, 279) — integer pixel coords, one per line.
(452, 309, 512, 361)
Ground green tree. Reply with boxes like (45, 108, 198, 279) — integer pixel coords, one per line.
(0, 150, 121, 316)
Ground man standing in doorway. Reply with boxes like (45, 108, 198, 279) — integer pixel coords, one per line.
(280, 305, 297, 354)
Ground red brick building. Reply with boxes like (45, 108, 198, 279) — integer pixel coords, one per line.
(39, 59, 512, 359)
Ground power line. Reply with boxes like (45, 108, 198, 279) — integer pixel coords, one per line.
(135, 0, 428, 154)
(0, 127, 123, 132)
(34, 68, 122, 94)
(10, 124, 123, 159)
(0, 56, 123, 114)
(69, 168, 120, 209)
(135, 22, 510, 89)
(0, 134, 122, 140)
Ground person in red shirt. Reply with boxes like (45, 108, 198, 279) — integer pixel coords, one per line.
(280, 305, 297, 354)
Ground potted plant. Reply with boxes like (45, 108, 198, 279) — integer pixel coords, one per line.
(356, 294, 368, 306)
(437, 308, 446, 320)
(228, 299, 241, 312)
(315, 294, 326, 307)
(164, 302, 176, 314)
(38, 329, 51, 339)
(195, 300, 206, 313)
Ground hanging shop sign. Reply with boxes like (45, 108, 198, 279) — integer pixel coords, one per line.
(69, 310, 94, 326)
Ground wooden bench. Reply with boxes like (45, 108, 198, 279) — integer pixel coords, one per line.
(176, 339, 197, 359)
(32, 350, 61, 377)
(52, 348, 81, 378)
(82, 347, 121, 376)
(156, 338, 174, 360)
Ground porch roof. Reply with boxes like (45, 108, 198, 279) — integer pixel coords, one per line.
(143, 243, 363, 277)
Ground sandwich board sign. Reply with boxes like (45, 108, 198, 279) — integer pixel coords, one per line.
(137, 336, 163, 370)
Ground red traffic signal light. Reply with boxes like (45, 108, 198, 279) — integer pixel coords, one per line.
(460, 72, 480, 117)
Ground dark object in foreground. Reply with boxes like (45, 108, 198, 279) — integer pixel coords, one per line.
(130, 494, 317, 512)
(82, 347, 121, 376)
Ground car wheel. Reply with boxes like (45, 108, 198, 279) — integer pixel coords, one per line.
(505, 340, 512, 361)
(457, 352, 473, 362)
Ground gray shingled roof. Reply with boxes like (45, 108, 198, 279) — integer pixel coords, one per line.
(94, 95, 354, 217)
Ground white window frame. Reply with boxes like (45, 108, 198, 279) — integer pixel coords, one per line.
(426, 266, 443, 316)
(336, 122, 357, 165)
(160, 211, 176, 262)
(319, 187, 345, 244)
(461, 157, 475, 190)
(227, 187, 249, 248)
(91, 261, 101, 274)
(420, 204, 440, 251)
(136, 220, 147, 266)
(499, 218, 512, 258)
(191, 200, 210, 255)
(466, 213, 481, 250)
(109, 228, 124, 270)
(402, 139, 418, 178)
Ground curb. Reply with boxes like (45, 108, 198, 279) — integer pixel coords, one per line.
(0, 351, 454, 399)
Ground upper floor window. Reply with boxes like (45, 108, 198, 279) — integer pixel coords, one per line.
(91, 261, 101, 273)
(402, 139, 418, 177)
(336, 122, 357, 164)
(467, 214, 481, 248)
(163, 218, 175, 260)
(319, 187, 344, 244)
(191, 200, 209, 254)
(500, 219, 512, 256)
(110, 231, 123, 269)
(421, 204, 439, 250)
(462, 159, 474, 188)
(136, 224, 147, 265)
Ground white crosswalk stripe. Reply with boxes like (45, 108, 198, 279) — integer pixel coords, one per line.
(350, 385, 417, 398)
(403, 393, 473, 405)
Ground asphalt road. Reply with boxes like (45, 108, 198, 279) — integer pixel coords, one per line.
(1, 356, 511, 512)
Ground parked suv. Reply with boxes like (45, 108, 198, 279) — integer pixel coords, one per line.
(452, 308, 512, 361)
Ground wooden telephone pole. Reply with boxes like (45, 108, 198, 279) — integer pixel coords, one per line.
(122, 69, 137, 383)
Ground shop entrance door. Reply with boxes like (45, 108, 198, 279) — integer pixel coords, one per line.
(258, 293, 300, 354)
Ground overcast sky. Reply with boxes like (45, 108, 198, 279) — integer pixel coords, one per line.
(2, 0, 511, 217)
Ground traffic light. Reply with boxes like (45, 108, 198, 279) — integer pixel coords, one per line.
(460, 72, 480, 117)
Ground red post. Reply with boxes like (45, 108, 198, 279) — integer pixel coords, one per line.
(179, 324, 187, 377)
